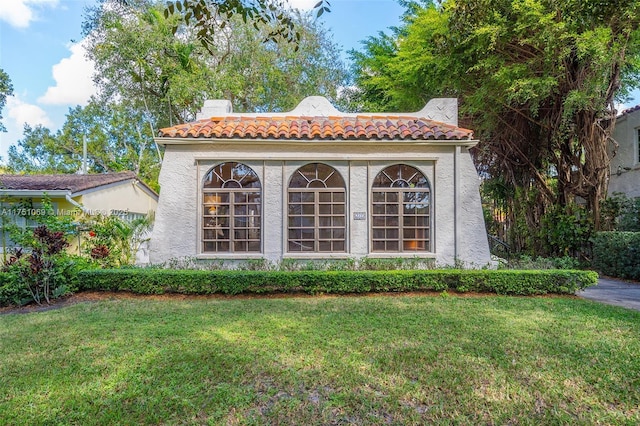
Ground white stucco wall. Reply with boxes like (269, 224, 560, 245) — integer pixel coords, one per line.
(349, 161, 369, 257)
(149, 141, 492, 267)
(263, 161, 282, 260)
(151, 146, 201, 260)
(456, 147, 493, 267)
(609, 110, 640, 198)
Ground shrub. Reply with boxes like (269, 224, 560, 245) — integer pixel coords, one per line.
(0, 270, 31, 307)
(78, 269, 597, 296)
(538, 204, 593, 258)
(157, 256, 435, 272)
(504, 255, 584, 270)
(82, 214, 153, 267)
(2, 225, 76, 305)
(592, 232, 640, 280)
(619, 197, 640, 231)
(1, 252, 86, 308)
(600, 192, 640, 232)
(0, 197, 90, 307)
(358, 257, 435, 270)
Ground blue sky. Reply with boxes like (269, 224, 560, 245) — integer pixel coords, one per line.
(0, 0, 405, 162)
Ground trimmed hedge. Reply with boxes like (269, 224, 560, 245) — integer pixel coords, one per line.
(592, 232, 640, 280)
(78, 269, 598, 296)
(0, 272, 30, 307)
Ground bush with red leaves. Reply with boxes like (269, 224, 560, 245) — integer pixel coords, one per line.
(90, 245, 110, 260)
(3, 225, 72, 305)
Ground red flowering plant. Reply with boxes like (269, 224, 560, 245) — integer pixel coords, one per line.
(80, 215, 116, 267)
(80, 213, 152, 268)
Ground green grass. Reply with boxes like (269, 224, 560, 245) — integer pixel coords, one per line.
(1, 294, 639, 425)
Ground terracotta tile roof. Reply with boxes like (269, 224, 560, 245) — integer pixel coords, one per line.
(0, 172, 139, 193)
(158, 115, 473, 141)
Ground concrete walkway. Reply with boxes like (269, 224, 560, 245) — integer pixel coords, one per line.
(577, 277, 640, 311)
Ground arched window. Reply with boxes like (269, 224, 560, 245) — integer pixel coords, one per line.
(372, 164, 431, 252)
(288, 163, 346, 252)
(202, 162, 261, 253)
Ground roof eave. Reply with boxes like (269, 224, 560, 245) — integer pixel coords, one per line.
(71, 178, 159, 200)
(155, 137, 479, 147)
(0, 189, 72, 197)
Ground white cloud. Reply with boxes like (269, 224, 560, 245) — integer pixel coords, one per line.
(0, 0, 58, 29)
(288, 0, 320, 11)
(38, 39, 97, 106)
(0, 95, 54, 159)
(6, 95, 53, 128)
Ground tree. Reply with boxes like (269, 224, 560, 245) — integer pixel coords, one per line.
(349, 0, 640, 255)
(0, 69, 13, 133)
(7, 1, 343, 191)
(7, 99, 161, 190)
(113, 0, 331, 53)
(7, 125, 69, 174)
(162, 0, 331, 53)
(83, 0, 346, 130)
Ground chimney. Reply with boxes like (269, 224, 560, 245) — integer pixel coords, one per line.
(196, 100, 233, 120)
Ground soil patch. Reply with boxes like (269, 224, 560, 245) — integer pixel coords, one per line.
(0, 289, 573, 315)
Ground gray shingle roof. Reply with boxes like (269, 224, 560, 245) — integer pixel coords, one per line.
(0, 172, 139, 193)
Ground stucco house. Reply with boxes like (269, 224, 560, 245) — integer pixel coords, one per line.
(609, 105, 640, 198)
(150, 96, 492, 267)
(0, 172, 158, 256)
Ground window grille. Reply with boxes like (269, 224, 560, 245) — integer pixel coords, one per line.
(202, 162, 261, 253)
(371, 164, 431, 252)
(288, 163, 346, 252)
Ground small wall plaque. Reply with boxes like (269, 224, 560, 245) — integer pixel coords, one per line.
(353, 211, 366, 220)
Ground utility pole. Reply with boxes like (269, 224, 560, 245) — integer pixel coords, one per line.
(82, 135, 87, 174)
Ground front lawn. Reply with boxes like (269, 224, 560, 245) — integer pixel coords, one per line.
(1, 294, 638, 424)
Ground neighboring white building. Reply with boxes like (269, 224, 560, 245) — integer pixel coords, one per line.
(610, 105, 640, 198)
(150, 96, 492, 267)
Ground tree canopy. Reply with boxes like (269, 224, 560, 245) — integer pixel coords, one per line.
(7, 99, 161, 190)
(162, 0, 331, 53)
(0, 69, 13, 133)
(349, 0, 640, 255)
(8, 0, 345, 191)
(83, 0, 346, 128)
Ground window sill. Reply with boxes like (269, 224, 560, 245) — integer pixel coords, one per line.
(195, 253, 265, 260)
(366, 253, 436, 259)
(283, 253, 352, 260)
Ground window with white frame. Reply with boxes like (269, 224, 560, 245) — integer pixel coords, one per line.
(288, 163, 346, 252)
(202, 162, 261, 253)
(371, 164, 431, 252)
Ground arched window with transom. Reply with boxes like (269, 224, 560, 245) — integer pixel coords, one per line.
(202, 162, 261, 253)
(288, 163, 346, 252)
(372, 164, 431, 252)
